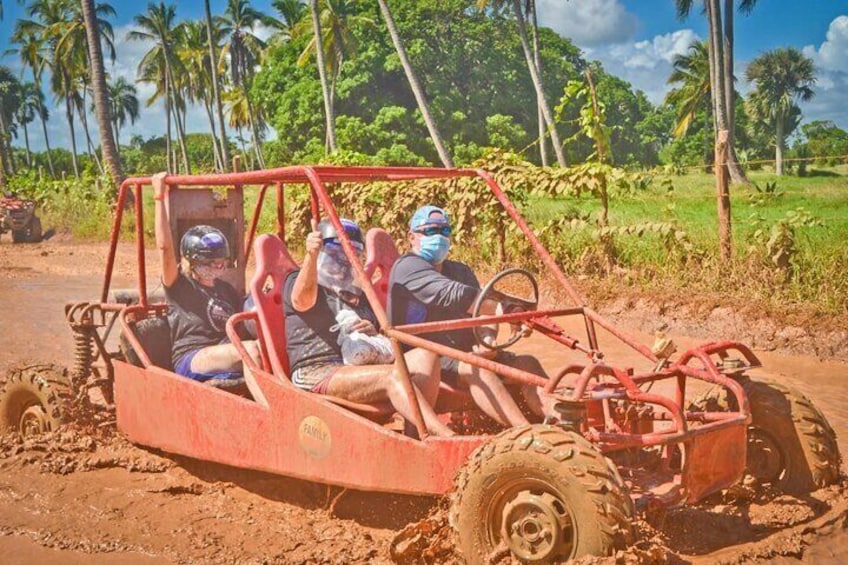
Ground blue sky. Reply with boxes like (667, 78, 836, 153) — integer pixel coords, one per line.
(1, 0, 847, 152)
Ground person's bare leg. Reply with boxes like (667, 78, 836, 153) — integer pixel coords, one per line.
(239, 341, 267, 406)
(403, 348, 441, 406)
(190, 342, 249, 373)
(324, 365, 454, 437)
(505, 354, 553, 419)
(458, 362, 529, 427)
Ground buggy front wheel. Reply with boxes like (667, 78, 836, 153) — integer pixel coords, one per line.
(450, 425, 634, 563)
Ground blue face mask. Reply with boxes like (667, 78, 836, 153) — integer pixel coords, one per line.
(418, 234, 450, 264)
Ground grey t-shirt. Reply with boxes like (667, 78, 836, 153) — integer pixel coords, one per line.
(387, 253, 480, 352)
(165, 270, 242, 367)
(283, 270, 378, 372)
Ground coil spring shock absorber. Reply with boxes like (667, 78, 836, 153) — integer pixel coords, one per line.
(71, 323, 95, 386)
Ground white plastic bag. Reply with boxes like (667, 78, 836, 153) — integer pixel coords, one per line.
(332, 309, 395, 365)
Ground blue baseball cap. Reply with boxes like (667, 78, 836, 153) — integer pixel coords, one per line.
(409, 205, 450, 231)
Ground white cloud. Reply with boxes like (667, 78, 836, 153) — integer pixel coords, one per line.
(583, 29, 700, 103)
(797, 15, 848, 130)
(807, 15, 848, 73)
(537, 0, 638, 47)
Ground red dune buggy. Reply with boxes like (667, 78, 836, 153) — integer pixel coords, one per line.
(1, 166, 840, 563)
(0, 192, 42, 243)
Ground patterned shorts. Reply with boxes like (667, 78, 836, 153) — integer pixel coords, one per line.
(291, 363, 340, 394)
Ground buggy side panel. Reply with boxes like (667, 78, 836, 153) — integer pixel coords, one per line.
(113, 360, 486, 495)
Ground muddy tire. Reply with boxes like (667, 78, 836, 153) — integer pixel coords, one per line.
(0, 364, 72, 436)
(690, 378, 841, 495)
(450, 425, 634, 563)
(12, 216, 41, 243)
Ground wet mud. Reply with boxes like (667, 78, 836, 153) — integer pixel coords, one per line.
(1, 237, 846, 563)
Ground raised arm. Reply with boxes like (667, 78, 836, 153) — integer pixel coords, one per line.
(291, 219, 323, 312)
(152, 172, 178, 288)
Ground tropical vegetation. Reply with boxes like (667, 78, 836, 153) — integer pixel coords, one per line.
(0, 0, 845, 318)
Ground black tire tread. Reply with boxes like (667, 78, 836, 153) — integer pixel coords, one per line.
(690, 377, 841, 494)
(450, 425, 634, 562)
(0, 364, 73, 433)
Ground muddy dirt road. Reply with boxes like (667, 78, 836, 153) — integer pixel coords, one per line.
(1, 237, 846, 564)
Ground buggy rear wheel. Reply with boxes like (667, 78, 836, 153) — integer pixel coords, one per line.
(450, 425, 634, 563)
(690, 377, 841, 495)
(12, 216, 41, 243)
(0, 364, 72, 436)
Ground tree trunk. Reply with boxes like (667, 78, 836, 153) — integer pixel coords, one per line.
(164, 71, 172, 172)
(512, 0, 565, 167)
(82, 0, 123, 189)
(204, 100, 223, 172)
(246, 93, 265, 169)
(528, 0, 548, 166)
(0, 110, 11, 178)
(237, 126, 248, 166)
(377, 0, 453, 167)
(775, 114, 784, 176)
(715, 129, 732, 261)
(112, 118, 121, 159)
(204, 0, 229, 171)
(707, 0, 732, 263)
(78, 96, 105, 175)
(164, 58, 190, 174)
(65, 95, 80, 178)
(34, 78, 56, 178)
(309, 0, 338, 153)
(722, 0, 749, 184)
(22, 121, 32, 167)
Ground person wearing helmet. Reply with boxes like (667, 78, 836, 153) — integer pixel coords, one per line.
(153, 173, 259, 387)
(284, 217, 452, 437)
(387, 205, 552, 427)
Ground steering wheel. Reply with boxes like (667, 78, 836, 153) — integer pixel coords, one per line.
(471, 268, 539, 351)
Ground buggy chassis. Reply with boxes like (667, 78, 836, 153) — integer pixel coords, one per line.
(62, 165, 764, 559)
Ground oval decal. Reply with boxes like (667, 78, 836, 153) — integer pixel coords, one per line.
(298, 415, 332, 459)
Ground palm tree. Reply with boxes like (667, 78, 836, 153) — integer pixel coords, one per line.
(177, 19, 224, 170)
(73, 75, 105, 173)
(297, 0, 370, 153)
(527, 0, 548, 166)
(50, 0, 116, 179)
(19, 0, 81, 177)
(8, 27, 56, 176)
(306, 0, 337, 152)
(223, 85, 255, 168)
(129, 2, 190, 173)
(106, 77, 139, 155)
(666, 40, 712, 168)
(15, 81, 45, 167)
(0, 66, 22, 182)
(375, 0, 454, 167)
(478, 0, 566, 166)
(205, 0, 229, 170)
(218, 0, 275, 169)
(675, 0, 755, 183)
(79, 0, 123, 189)
(745, 47, 816, 176)
(272, 0, 306, 42)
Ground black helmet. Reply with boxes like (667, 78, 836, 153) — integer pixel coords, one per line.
(317, 218, 364, 247)
(180, 225, 230, 262)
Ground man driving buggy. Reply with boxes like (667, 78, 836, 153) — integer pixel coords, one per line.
(284, 217, 453, 437)
(387, 205, 553, 426)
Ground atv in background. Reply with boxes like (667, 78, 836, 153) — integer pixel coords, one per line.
(0, 192, 42, 243)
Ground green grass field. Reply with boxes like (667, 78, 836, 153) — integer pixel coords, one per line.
(520, 165, 848, 315)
